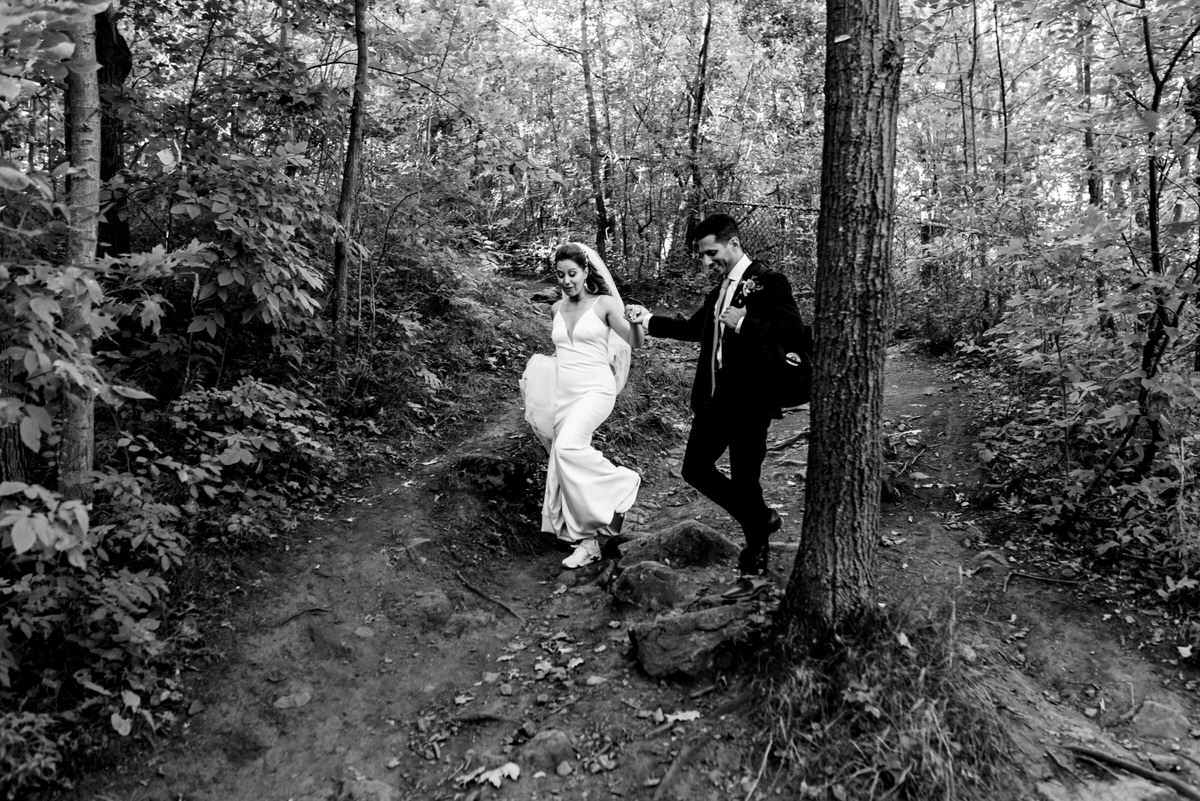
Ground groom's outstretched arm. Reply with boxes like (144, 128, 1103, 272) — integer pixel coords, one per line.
(646, 307, 706, 342)
(635, 289, 714, 343)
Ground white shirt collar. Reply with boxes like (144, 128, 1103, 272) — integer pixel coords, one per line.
(726, 254, 752, 284)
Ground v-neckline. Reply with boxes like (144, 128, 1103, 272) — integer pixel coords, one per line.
(560, 299, 599, 345)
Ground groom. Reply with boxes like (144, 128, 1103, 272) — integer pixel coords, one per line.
(626, 213, 805, 575)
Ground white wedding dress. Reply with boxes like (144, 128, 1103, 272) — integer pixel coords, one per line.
(541, 301, 640, 543)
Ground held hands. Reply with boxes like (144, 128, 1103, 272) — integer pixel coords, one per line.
(624, 304, 649, 325)
(720, 306, 746, 330)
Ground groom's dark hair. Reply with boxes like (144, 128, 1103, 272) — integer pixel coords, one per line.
(692, 213, 740, 245)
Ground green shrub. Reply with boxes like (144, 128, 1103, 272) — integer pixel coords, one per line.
(0, 712, 62, 800)
(965, 218, 1200, 604)
(139, 377, 338, 546)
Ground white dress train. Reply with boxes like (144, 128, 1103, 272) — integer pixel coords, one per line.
(541, 303, 640, 543)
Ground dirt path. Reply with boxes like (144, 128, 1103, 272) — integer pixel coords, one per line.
(73, 348, 1200, 801)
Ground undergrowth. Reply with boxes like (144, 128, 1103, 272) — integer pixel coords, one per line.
(753, 603, 1017, 800)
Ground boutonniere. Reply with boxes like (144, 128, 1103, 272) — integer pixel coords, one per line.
(740, 277, 761, 295)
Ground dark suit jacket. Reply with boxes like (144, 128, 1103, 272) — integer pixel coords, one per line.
(648, 260, 806, 418)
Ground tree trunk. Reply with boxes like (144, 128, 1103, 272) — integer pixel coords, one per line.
(59, 15, 102, 503)
(992, 4, 1009, 185)
(580, 0, 609, 260)
(331, 0, 369, 380)
(784, 0, 902, 638)
(1080, 18, 1101, 206)
(96, 6, 131, 257)
(661, 5, 713, 272)
(0, 341, 25, 483)
(279, 0, 291, 48)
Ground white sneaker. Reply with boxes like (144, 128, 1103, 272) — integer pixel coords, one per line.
(561, 538, 601, 569)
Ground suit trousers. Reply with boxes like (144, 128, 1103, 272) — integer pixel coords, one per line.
(681, 382, 773, 546)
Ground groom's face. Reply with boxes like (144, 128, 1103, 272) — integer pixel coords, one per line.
(696, 234, 739, 274)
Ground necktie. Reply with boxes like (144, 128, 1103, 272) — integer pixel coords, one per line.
(711, 277, 732, 395)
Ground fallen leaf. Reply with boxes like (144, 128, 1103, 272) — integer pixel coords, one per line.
(111, 712, 132, 736)
(477, 762, 520, 787)
(665, 710, 700, 724)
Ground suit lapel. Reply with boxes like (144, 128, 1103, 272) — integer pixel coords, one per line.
(728, 261, 759, 308)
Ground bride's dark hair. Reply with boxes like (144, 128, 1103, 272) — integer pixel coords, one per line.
(553, 243, 610, 295)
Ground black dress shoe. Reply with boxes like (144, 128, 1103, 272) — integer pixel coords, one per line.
(720, 575, 773, 600)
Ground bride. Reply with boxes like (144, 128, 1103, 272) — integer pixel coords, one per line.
(522, 242, 644, 568)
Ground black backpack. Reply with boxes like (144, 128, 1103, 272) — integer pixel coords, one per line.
(773, 320, 813, 408)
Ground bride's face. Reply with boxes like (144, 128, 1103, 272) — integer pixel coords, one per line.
(555, 259, 588, 299)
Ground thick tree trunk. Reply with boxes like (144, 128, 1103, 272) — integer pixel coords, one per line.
(784, 0, 902, 638)
(59, 16, 102, 503)
(96, 7, 131, 257)
(580, 0, 609, 260)
(331, 0, 369, 378)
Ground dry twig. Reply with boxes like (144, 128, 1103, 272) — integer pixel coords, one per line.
(453, 569, 525, 623)
(653, 733, 713, 801)
(1003, 570, 1085, 593)
(273, 606, 330, 627)
(744, 732, 774, 800)
(1067, 744, 1200, 801)
(768, 429, 809, 451)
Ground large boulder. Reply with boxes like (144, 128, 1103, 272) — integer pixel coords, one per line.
(1131, 699, 1190, 740)
(609, 561, 685, 611)
(629, 604, 759, 678)
(617, 520, 739, 570)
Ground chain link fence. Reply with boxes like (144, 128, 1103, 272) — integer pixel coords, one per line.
(705, 200, 817, 294)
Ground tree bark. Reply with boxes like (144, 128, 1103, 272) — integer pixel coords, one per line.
(59, 15, 102, 503)
(580, 0, 610, 260)
(992, 5, 1009, 185)
(96, 6, 131, 257)
(0, 339, 25, 483)
(279, 0, 291, 49)
(660, 5, 713, 273)
(1080, 18, 1101, 206)
(331, 0, 369, 379)
(784, 0, 902, 638)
